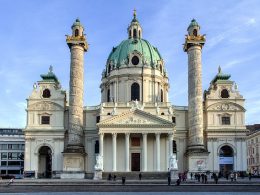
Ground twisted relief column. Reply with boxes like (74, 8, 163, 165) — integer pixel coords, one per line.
(184, 20, 206, 152)
(67, 44, 86, 152)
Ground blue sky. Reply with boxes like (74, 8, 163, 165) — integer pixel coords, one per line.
(0, 0, 259, 127)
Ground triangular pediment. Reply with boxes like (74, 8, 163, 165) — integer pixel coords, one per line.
(97, 109, 174, 128)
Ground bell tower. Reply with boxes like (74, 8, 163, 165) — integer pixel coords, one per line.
(62, 18, 88, 179)
(184, 19, 209, 172)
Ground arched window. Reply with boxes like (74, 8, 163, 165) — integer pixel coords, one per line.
(107, 89, 110, 102)
(131, 83, 140, 101)
(133, 29, 137, 38)
(161, 89, 163, 102)
(42, 89, 51, 98)
(129, 30, 132, 38)
(75, 29, 79, 37)
(193, 29, 197, 36)
(160, 64, 162, 73)
(221, 89, 229, 98)
(139, 30, 141, 37)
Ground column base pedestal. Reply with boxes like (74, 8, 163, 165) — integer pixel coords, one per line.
(61, 152, 86, 179)
(170, 169, 179, 180)
(186, 149, 209, 172)
(93, 170, 103, 180)
(60, 171, 85, 179)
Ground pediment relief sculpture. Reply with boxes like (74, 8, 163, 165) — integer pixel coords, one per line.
(207, 102, 245, 111)
(28, 101, 64, 111)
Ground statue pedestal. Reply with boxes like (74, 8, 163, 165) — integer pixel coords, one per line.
(60, 152, 85, 179)
(170, 169, 179, 180)
(93, 170, 102, 180)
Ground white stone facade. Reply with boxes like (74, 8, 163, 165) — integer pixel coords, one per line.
(23, 16, 248, 178)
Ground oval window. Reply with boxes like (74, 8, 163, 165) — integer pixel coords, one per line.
(131, 56, 139, 65)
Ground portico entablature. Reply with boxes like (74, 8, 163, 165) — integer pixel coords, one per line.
(97, 109, 175, 134)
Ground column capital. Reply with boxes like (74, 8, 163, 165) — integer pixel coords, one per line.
(142, 132, 148, 136)
(99, 132, 104, 136)
(112, 132, 117, 138)
(155, 132, 161, 136)
(125, 133, 130, 137)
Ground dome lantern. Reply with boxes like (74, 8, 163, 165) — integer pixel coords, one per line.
(127, 9, 142, 39)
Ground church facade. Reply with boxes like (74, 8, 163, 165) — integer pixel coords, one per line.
(24, 13, 248, 179)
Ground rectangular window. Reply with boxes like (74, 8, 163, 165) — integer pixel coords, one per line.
(1, 170, 6, 174)
(96, 116, 100, 123)
(11, 144, 19, 150)
(8, 170, 20, 174)
(41, 116, 50, 124)
(1, 161, 7, 166)
(8, 161, 21, 166)
(1, 153, 7, 160)
(222, 116, 230, 125)
(0, 144, 7, 150)
(8, 152, 19, 160)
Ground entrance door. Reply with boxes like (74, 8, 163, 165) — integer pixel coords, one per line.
(38, 146, 52, 178)
(219, 145, 234, 177)
(131, 153, 140, 171)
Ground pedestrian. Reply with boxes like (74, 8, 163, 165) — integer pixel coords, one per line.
(230, 172, 234, 182)
(198, 174, 201, 182)
(214, 174, 218, 184)
(176, 178, 181, 186)
(168, 175, 171, 185)
(204, 175, 207, 184)
(234, 172, 238, 181)
(108, 173, 112, 180)
(201, 173, 205, 183)
(190, 172, 193, 180)
(113, 174, 117, 181)
(7, 178, 14, 186)
(139, 172, 142, 180)
(122, 176, 126, 185)
(249, 172, 252, 181)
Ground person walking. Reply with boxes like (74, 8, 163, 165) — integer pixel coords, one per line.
(249, 172, 252, 181)
(234, 172, 238, 181)
(190, 172, 193, 180)
(139, 172, 142, 180)
(7, 178, 14, 186)
(230, 172, 234, 182)
(168, 175, 171, 185)
(204, 175, 207, 184)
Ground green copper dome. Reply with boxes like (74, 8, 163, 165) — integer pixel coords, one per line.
(107, 38, 163, 68)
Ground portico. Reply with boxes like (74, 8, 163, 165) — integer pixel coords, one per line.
(97, 109, 175, 172)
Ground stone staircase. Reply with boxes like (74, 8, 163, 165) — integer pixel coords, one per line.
(102, 172, 168, 180)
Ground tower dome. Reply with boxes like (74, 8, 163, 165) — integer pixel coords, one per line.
(100, 11, 169, 104)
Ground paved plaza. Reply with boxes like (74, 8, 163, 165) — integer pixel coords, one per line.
(0, 178, 259, 193)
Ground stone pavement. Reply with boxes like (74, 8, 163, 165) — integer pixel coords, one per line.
(0, 177, 259, 186)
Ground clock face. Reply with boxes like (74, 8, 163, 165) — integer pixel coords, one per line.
(221, 104, 229, 110)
